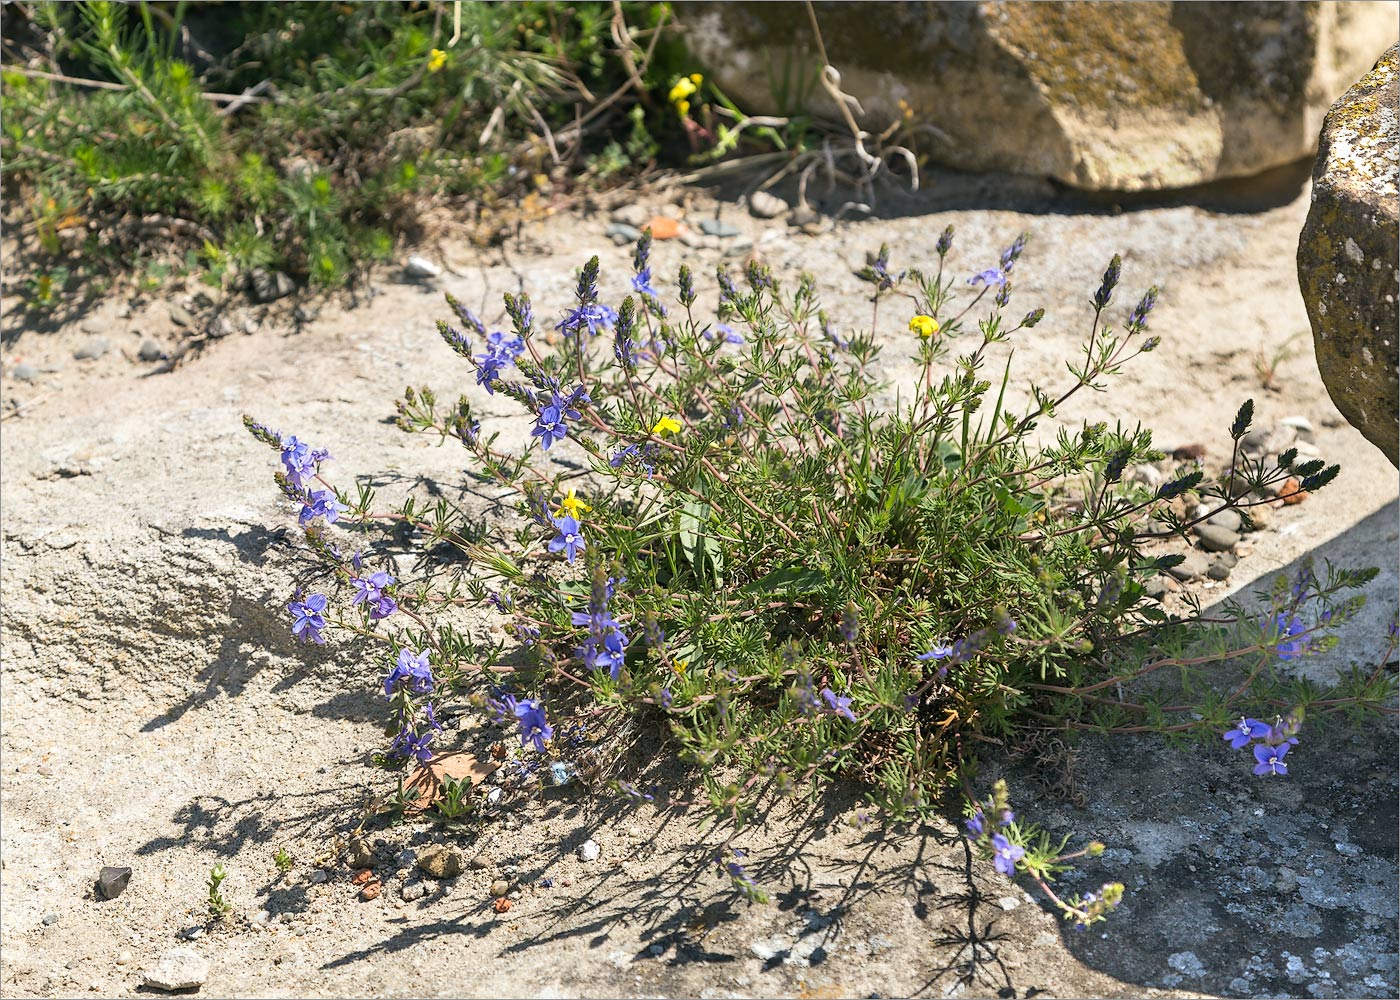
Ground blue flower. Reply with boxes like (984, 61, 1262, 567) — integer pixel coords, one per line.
(1222, 716, 1271, 750)
(280, 435, 329, 487)
(632, 268, 659, 297)
(968, 268, 1007, 289)
(299, 489, 346, 526)
(532, 405, 568, 450)
(821, 688, 857, 722)
(966, 811, 986, 838)
(384, 648, 433, 698)
(390, 728, 434, 763)
(991, 833, 1025, 875)
(288, 593, 329, 644)
(352, 571, 398, 621)
(1268, 612, 1309, 660)
(573, 577, 630, 680)
(1253, 741, 1290, 776)
(512, 697, 553, 753)
(549, 515, 586, 563)
(558, 303, 614, 337)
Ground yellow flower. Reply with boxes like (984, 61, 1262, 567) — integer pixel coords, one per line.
(427, 48, 447, 73)
(689, 73, 703, 85)
(673, 659, 688, 677)
(652, 415, 682, 436)
(668, 76, 698, 105)
(554, 487, 590, 519)
(675, 99, 691, 117)
(909, 314, 940, 339)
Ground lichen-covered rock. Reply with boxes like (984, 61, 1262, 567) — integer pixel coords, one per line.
(1298, 44, 1399, 467)
(677, 1, 1398, 191)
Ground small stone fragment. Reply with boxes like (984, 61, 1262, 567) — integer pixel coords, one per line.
(137, 339, 164, 362)
(351, 868, 375, 886)
(1279, 477, 1309, 504)
(359, 880, 382, 901)
(1241, 503, 1271, 531)
(250, 268, 295, 303)
(468, 853, 493, 871)
(1168, 550, 1210, 582)
(578, 839, 601, 863)
(605, 222, 641, 245)
(699, 219, 741, 238)
(680, 231, 707, 249)
(41, 912, 59, 926)
(1207, 560, 1233, 581)
(347, 836, 374, 869)
(168, 304, 194, 328)
(73, 337, 108, 361)
(404, 255, 441, 279)
(610, 204, 650, 228)
(400, 880, 427, 902)
(14, 363, 39, 382)
(97, 866, 132, 900)
(417, 845, 464, 880)
(790, 204, 821, 228)
(1143, 576, 1170, 602)
(1171, 443, 1207, 461)
(116, 951, 132, 966)
(748, 191, 788, 219)
(141, 947, 210, 992)
(1280, 415, 1315, 441)
(490, 879, 511, 898)
(1194, 524, 1240, 552)
(493, 897, 512, 913)
(1205, 509, 1243, 534)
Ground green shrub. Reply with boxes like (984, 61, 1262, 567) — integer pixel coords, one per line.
(247, 230, 1392, 927)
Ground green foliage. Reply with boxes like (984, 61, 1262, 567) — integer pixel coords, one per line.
(1, 1, 682, 309)
(206, 862, 231, 920)
(272, 847, 294, 873)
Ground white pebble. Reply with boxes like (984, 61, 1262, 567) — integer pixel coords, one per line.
(404, 256, 441, 279)
(579, 839, 601, 862)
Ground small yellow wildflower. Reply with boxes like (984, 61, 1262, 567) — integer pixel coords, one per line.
(427, 48, 447, 73)
(675, 99, 691, 116)
(673, 659, 688, 677)
(652, 415, 682, 436)
(668, 76, 699, 105)
(554, 488, 591, 519)
(909, 314, 940, 339)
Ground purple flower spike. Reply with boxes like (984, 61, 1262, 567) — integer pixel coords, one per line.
(1253, 742, 1290, 776)
(1222, 717, 1271, 750)
(968, 268, 1008, 289)
(991, 833, 1025, 876)
(966, 811, 986, 838)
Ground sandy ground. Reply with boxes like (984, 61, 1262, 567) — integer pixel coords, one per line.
(1, 169, 1396, 999)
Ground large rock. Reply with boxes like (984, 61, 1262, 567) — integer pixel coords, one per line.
(677, 1, 1399, 191)
(1299, 44, 1399, 468)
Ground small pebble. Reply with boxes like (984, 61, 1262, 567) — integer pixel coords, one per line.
(137, 339, 164, 362)
(400, 880, 427, 902)
(404, 255, 441, 279)
(610, 204, 650, 228)
(97, 866, 132, 900)
(1242, 504, 1271, 530)
(168, 304, 194, 328)
(417, 845, 464, 879)
(699, 219, 741, 238)
(1205, 509, 1243, 534)
(1279, 477, 1309, 505)
(309, 870, 329, 884)
(14, 363, 39, 382)
(1194, 524, 1240, 552)
(490, 879, 511, 898)
(578, 839, 601, 863)
(141, 947, 209, 992)
(359, 880, 382, 902)
(1171, 443, 1207, 461)
(73, 337, 108, 361)
(790, 204, 821, 228)
(41, 912, 59, 926)
(1168, 550, 1210, 582)
(605, 222, 641, 245)
(116, 951, 132, 966)
(747, 191, 788, 219)
(1280, 415, 1314, 441)
(468, 853, 493, 871)
(1207, 560, 1233, 581)
(347, 836, 374, 869)
(680, 231, 707, 249)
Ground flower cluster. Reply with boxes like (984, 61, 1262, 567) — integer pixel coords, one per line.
(280, 435, 330, 488)
(1221, 711, 1302, 776)
(532, 384, 589, 451)
(287, 592, 329, 644)
(964, 781, 1021, 875)
(917, 614, 1017, 677)
(669, 72, 703, 117)
(490, 691, 554, 753)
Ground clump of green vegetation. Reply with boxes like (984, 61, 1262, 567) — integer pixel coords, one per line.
(1, 1, 682, 313)
(205, 862, 231, 920)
